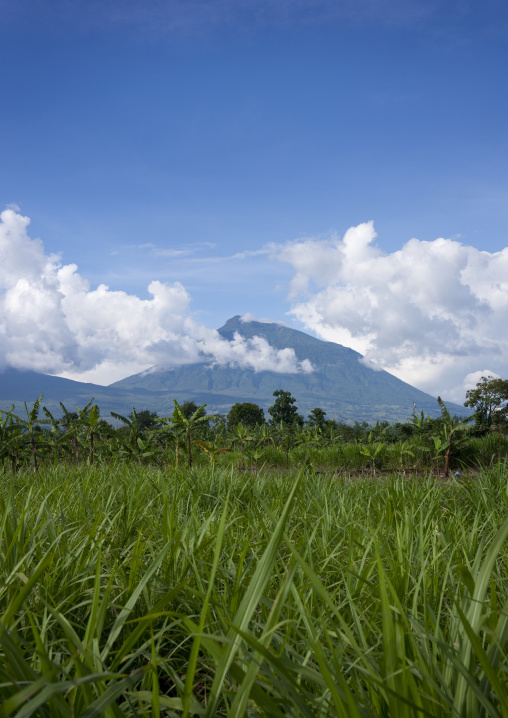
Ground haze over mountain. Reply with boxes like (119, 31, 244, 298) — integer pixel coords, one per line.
(0, 316, 467, 423)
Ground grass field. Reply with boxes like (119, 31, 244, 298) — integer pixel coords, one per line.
(1, 463, 508, 716)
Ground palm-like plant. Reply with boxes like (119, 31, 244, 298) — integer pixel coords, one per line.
(110, 408, 144, 452)
(359, 432, 385, 475)
(275, 420, 301, 469)
(6, 394, 46, 471)
(194, 436, 230, 465)
(257, 422, 275, 448)
(434, 396, 473, 477)
(76, 400, 101, 466)
(398, 439, 415, 476)
(0, 405, 17, 471)
(229, 421, 254, 470)
(135, 434, 166, 466)
(56, 402, 82, 463)
(250, 445, 266, 473)
(299, 424, 322, 449)
(162, 400, 210, 468)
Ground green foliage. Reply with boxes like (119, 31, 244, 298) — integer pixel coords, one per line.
(3, 394, 48, 472)
(180, 400, 207, 422)
(229, 421, 254, 469)
(1, 463, 508, 715)
(464, 374, 508, 429)
(2, 393, 508, 475)
(268, 389, 304, 427)
(359, 431, 386, 474)
(435, 395, 474, 476)
(226, 402, 265, 431)
(164, 400, 210, 468)
(307, 406, 327, 430)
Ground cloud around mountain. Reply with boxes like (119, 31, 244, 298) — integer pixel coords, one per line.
(270, 222, 508, 402)
(0, 209, 312, 383)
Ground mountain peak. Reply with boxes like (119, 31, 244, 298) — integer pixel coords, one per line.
(218, 315, 277, 332)
(217, 315, 360, 361)
(218, 315, 248, 332)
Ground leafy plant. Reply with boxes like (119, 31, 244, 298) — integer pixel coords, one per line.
(434, 395, 473, 476)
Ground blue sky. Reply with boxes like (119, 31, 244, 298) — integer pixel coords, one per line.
(1, 0, 508, 400)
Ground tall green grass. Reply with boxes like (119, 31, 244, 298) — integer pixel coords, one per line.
(1, 463, 508, 716)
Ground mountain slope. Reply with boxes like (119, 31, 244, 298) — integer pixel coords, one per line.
(112, 316, 466, 422)
(0, 368, 161, 419)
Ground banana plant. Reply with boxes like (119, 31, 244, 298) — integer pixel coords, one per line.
(58, 402, 82, 463)
(77, 400, 101, 466)
(298, 425, 322, 449)
(359, 431, 385, 475)
(275, 420, 300, 469)
(110, 408, 144, 453)
(42, 406, 66, 465)
(250, 445, 265, 474)
(229, 421, 254, 469)
(398, 439, 415, 476)
(135, 435, 166, 466)
(193, 436, 231, 465)
(5, 394, 47, 471)
(0, 405, 13, 468)
(161, 400, 209, 468)
(257, 422, 275, 448)
(432, 435, 445, 473)
(0, 405, 22, 472)
(433, 396, 473, 477)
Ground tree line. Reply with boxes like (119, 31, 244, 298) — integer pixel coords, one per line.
(0, 377, 507, 475)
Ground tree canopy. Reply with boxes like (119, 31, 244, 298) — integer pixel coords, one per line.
(464, 375, 508, 429)
(307, 407, 327, 431)
(227, 402, 265, 431)
(268, 390, 303, 427)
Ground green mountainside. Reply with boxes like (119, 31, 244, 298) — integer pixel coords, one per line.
(0, 316, 467, 423)
(111, 316, 467, 423)
(0, 368, 156, 420)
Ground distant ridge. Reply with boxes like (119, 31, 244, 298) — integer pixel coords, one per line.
(0, 367, 149, 419)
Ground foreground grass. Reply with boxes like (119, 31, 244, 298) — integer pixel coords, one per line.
(1, 464, 508, 716)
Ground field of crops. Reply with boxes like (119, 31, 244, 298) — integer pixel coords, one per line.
(1, 462, 508, 717)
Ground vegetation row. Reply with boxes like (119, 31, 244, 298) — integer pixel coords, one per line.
(1, 376, 508, 476)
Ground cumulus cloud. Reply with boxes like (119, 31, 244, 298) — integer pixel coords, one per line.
(0, 209, 312, 383)
(199, 330, 313, 374)
(271, 221, 508, 402)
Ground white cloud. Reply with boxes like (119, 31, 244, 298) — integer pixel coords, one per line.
(0, 209, 312, 383)
(271, 221, 508, 402)
(137, 241, 218, 259)
(463, 370, 501, 392)
(359, 356, 383, 371)
(199, 330, 313, 374)
(240, 313, 287, 325)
